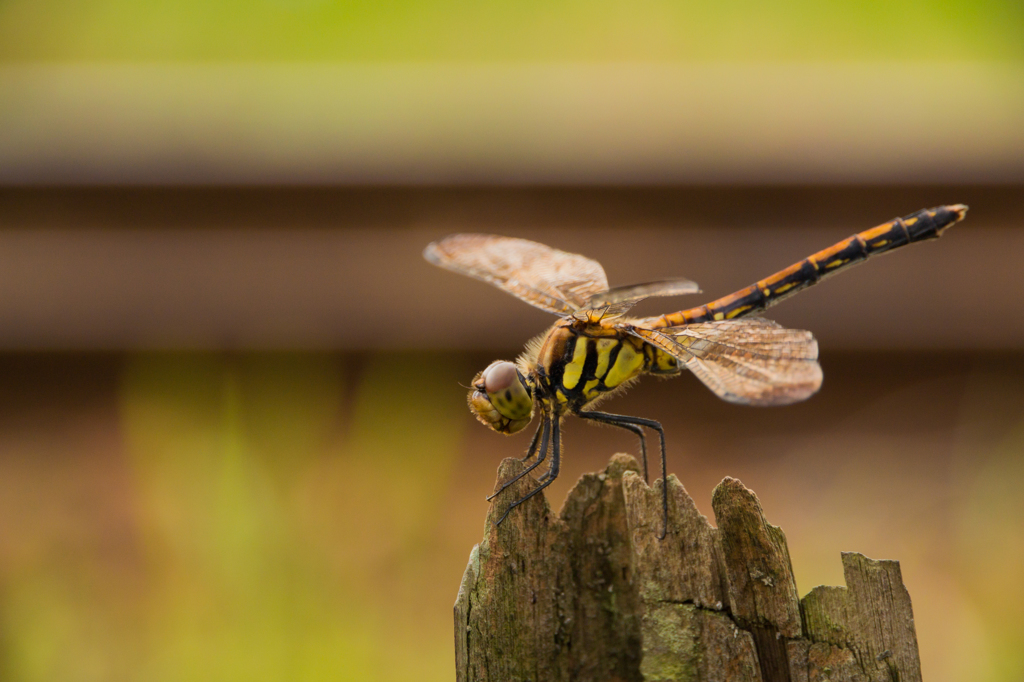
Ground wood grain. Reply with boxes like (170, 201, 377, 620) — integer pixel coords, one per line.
(455, 455, 923, 682)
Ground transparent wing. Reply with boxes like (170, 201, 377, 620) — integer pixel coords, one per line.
(424, 234, 609, 315)
(572, 279, 702, 322)
(624, 318, 822, 406)
(587, 278, 701, 308)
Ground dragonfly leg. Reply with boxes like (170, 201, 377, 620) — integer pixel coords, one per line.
(486, 416, 549, 502)
(534, 418, 568, 485)
(520, 419, 544, 462)
(496, 417, 560, 527)
(577, 410, 668, 540)
(578, 413, 649, 483)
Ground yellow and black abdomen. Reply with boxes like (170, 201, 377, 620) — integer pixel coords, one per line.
(648, 204, 967, 327)
(643, 344, 681, 376)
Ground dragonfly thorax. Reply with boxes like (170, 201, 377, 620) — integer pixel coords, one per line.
(531, 322, 674, 412)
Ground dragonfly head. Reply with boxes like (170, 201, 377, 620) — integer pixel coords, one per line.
(468, 361, 534, 435)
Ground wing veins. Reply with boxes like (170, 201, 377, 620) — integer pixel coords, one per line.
(623, 319, 822, 406)
(424, 234, 608, 316)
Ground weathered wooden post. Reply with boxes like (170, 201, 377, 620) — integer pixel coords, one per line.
(455, 454, 921, 682)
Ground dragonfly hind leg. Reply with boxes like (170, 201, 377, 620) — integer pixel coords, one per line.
(578, 410, 668, 540)
(495, 417, 561, 528)
(576, 416, 650, 484)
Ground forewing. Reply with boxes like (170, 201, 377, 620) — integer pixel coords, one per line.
(625, 318, 822, 406)
(424, 234, 609, 315)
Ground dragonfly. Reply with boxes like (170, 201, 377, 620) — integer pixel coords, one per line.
(424, 204, 968, 539)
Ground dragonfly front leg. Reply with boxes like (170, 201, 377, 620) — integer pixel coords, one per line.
(495, 417, 561, 527)
(487, 416, 549, 502)
(577, 410, 668, 540)
(520, 419, 544, 462)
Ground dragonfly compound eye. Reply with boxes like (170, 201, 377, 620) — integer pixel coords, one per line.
(467, 361, 534, 434)
(483, 361, 517, 393)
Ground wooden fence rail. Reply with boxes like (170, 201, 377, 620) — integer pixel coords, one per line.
(455, 454, 920, 682)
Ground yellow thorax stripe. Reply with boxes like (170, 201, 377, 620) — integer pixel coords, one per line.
(605, 342, 643, 388)
(561, 336, 589, 390)
(594, 339, 617, 379)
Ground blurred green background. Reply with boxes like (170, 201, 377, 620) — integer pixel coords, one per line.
(1, 1, 1024, 681)
(1, 0, 1023, 61)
